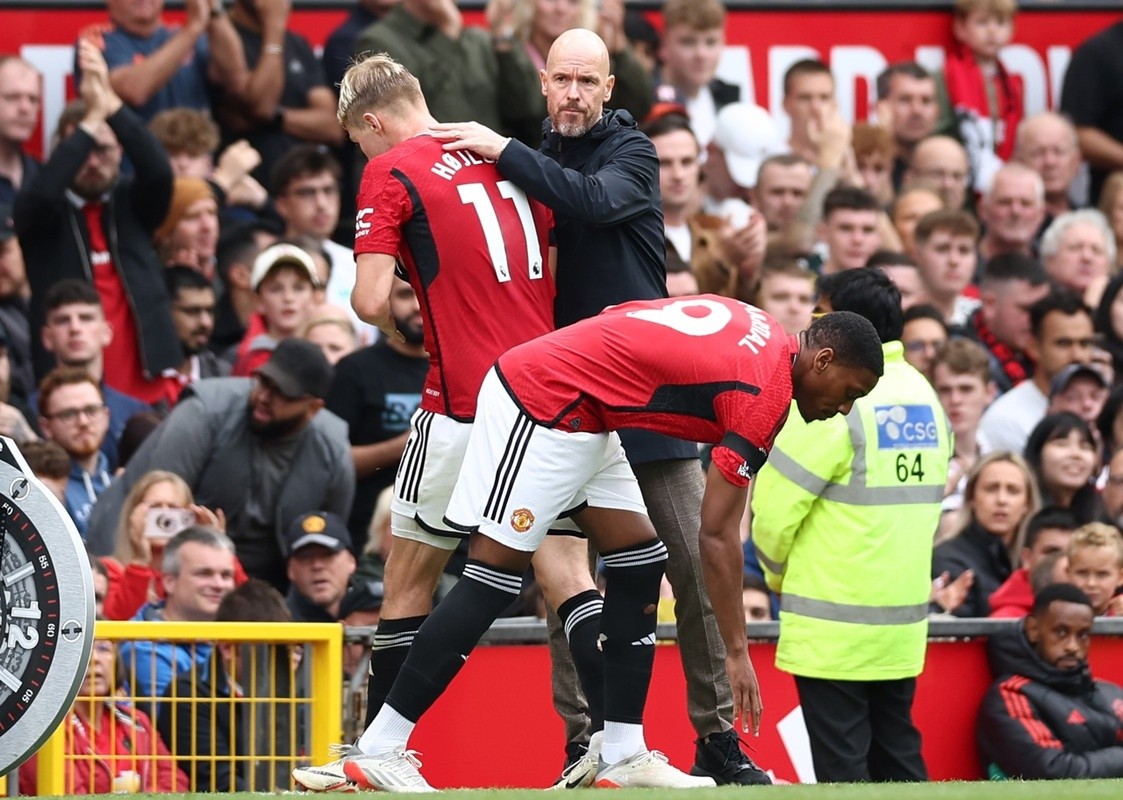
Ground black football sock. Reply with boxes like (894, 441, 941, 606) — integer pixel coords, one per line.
(557, 589, 606, 733)
(365, 615, 428, 726)
(386, 560, 523, 722)
(599, 538, 668, 725)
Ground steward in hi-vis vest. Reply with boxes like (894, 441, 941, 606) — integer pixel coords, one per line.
(753, 341, 951, 679)
(751, 267, 952, 783)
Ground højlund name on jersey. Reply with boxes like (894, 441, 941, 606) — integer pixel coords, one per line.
(431, 150, 497, 180)
(874, 405, 940, 449)
(736, 305, 773, 354)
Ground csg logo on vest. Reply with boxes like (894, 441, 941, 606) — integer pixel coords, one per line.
(874, 405, 939, 449)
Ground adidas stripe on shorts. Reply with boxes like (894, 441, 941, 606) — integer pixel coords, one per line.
(444, 368, 647, 552)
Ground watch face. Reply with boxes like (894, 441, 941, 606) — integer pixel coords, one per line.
(0, 438, 93, 777)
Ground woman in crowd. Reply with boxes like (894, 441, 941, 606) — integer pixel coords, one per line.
(18, 637, 187, 794)
(102, 469, 239, 620)
(932, 452, 1039, 617)
(1024, 412, 1102, 525)
(1040, 209, 1117, 310)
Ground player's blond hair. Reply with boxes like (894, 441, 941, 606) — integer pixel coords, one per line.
(337, 52, 424, 130)
(1067, 522, 1123, 568)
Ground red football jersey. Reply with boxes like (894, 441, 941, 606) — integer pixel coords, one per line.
(497, 295, 798, 486)
(354, 136, 554, 421)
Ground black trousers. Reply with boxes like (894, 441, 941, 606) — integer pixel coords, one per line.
(794, 675, 928, 783)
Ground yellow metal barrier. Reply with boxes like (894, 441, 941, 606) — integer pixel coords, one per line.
(26, 620, 342, 797)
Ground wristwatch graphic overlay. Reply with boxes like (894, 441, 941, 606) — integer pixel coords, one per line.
(0, 436, 94, 776)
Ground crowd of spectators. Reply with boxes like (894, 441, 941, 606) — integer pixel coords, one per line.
(5, 0, 1123, 789)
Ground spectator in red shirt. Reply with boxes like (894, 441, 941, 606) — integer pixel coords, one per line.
(989, 507, 1077, 618)
(18, 637, 188, 794)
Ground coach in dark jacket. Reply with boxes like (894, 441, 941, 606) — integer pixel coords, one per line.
(14, 42, 182, 386)
(977, 583, 1123, 779)
(430, 28, 765, 786)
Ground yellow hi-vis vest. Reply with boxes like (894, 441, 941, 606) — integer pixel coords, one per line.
(751, 342, 952, 681)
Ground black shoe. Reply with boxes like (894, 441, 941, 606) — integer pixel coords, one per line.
(691, 729, 772, 785)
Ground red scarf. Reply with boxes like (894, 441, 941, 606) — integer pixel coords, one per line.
(80, 202, 176, 405)
(943, 42, 1023, 160)
(972, 308, 1030, 387)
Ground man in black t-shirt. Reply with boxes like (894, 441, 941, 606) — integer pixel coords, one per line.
(1060, 21, 1123, 205)
(325, 278, 427, 551)
(216, 0, 343, 184)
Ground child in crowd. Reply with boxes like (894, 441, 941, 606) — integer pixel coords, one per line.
(232, 243, 322, 376)
(1066, 522, 1123, 615)
(939, 0, 1023, 192)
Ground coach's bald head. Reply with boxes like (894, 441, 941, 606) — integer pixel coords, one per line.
(541, 29, 615, 138)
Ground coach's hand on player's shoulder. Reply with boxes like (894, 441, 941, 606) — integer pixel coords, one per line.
(430, 121, 511, 161)
(727, 650, 763, 736)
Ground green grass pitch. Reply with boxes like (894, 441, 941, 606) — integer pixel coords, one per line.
(125, 781, 1123, 799)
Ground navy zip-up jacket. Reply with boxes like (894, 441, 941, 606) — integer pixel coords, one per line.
(497, 109, 695, 464)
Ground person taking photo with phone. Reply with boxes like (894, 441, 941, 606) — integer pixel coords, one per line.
(99, 468, 243, 620)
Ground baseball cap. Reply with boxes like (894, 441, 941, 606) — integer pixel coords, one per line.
(253, 338, 334, 399)
(712, 103, 785, 189)
(286, 511, 352, 555)
(250, 243, 321, 291)
(1049, 363, 1109, 398)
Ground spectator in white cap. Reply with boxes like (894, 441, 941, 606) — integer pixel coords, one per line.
(701, 102, 784, 226)
(231, 241, 322, 377)
(642, 112, 765, 302)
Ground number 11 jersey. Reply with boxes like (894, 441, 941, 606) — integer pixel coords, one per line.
(354, 135, 555, 421)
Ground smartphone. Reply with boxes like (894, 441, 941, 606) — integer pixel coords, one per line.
(144, 508, 197, 541)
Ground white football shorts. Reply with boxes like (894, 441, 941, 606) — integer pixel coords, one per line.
(390, 407, 474, 551)
(444, 368, 647, 552)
